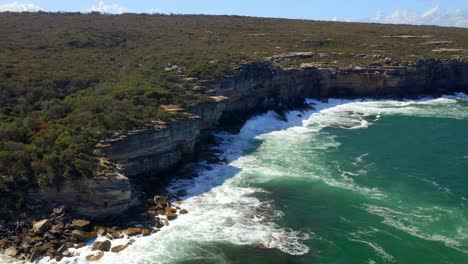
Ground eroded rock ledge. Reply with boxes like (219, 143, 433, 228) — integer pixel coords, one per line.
(30, 59, 468, 219)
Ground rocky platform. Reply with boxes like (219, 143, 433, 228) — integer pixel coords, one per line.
(0, 194, 188, 262)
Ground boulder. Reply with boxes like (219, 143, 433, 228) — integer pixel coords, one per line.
(32, 219, 50, 234)
(50, 223, 64, 234)
(29, 248, 44, 262)
(110, 244, 128, 253)
(122, 227, 142, 237)
(4, 247, 18, 257)
(254, 242, 268, 249)
(166, 211, 178, 220)
(179, 209, 189, 214)
(153, 195, 168, 204)
(166, 207, 177, 214)
(72, 219, 91, 230)
(86, 251, 104, 262)
(141, 229, 151, 237)
(108, 231, 123, 239)
(92, 240, 111, 252)
(72, 230, 97, 242)
(95, 226, 107, 236)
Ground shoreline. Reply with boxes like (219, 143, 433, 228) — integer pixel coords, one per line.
(1, 93, 467, 263)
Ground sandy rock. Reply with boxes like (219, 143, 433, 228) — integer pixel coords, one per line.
(122, 227, 142, 236)
(4, 247, 18, 257)
(95, 226, 107, 236)
(141, 229, 151, 237)
(166, 211, 178, 220)
(72, 219, 91, 230)
(111, 244, 128, 253)
(72, 230, 97, 242)
(32, 219, 50, 234)
(86, 251, 104, 262)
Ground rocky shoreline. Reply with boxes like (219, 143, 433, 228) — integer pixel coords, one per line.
(0, 193, 189, 262)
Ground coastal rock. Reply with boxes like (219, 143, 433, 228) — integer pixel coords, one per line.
(31, 173, 140, 220)
(32, 219, 50, 234)
(86, 251, 104, 262)
(111, 244, 128, 253)
(29, 247, 44, 262)
(95, 226, 107, 236)
(4, 247, 18, 257)
(122, 227, 142, 236)
(72, 230, 97, 242)
(166, 211, 178, 220)
(141, 229, 151, 236)
(92, 240, 111, 252)
(72, 219, 91, 230)
(179, 209, 188, 214)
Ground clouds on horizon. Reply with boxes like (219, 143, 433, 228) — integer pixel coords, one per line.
(363, 6, 468, 28)
(89, 1, 128, 14)
(0, 1, 43, 12)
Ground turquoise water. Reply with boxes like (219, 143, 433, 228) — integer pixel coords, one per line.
(102, 96, 468, 264)
(106, 95, 465, 264)
(4, 95, 466, 264)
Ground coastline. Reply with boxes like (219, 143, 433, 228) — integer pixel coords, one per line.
(2, 58, 468, 263)
(2, 93, 466, 263)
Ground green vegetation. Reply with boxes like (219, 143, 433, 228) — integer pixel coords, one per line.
(0, 12, 467, 203)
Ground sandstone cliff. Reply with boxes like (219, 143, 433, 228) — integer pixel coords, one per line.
(31, 59, 468, 219)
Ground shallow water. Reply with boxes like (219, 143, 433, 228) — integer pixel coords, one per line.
(2, 94, 467, 264)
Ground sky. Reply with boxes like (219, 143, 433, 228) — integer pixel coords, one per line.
(0, 0, 467, 28)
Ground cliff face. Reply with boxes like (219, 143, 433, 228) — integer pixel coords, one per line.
(31, 59, 468, 219)
(29, 173, 139, 219)
(325, 60, 468, 97)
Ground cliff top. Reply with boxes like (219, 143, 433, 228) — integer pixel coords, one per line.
(1, 13, 468, 215)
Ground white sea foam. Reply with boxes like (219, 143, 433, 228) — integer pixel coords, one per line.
(348, 238, 396, 263)
(363, 204, 468, 253)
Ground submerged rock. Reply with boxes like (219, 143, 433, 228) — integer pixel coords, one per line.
(86, 251, 104, 261)
(176, 189, 188, 197)
(111, 244, 128, 253)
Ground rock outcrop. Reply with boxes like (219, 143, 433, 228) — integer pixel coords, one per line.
(30, 173, 140, 219)
(27, 59, 468, 219)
